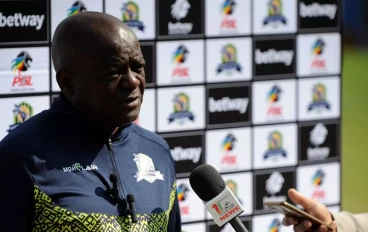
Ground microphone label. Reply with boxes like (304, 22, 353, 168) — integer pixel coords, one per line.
(204, 186, 244, 227)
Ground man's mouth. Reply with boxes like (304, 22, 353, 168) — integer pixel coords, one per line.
(119, 96, 140, 107)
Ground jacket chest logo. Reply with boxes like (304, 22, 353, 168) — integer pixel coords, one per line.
(133, 153, 164, 183)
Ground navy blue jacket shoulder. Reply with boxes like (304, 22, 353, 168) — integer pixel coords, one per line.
(0, 94, 181, 232)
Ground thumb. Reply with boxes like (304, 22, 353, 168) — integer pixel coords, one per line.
(288, 188, 317, 211)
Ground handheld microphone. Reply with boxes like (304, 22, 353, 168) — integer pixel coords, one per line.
(127, 194, 138, 223)
(109, 173, 120, 204)
(189, 164, 249, 232)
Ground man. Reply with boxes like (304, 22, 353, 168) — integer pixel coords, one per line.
(282, 188, 368, 232)
(0, 12, 181, 232)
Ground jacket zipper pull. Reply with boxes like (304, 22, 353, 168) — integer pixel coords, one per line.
(108, 138, 112, 150)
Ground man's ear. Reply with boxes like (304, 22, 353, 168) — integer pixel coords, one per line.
(56, 68, 74, 98)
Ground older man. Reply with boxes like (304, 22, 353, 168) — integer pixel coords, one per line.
(0, 12, 181, 232)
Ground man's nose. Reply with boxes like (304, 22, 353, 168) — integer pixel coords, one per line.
(119, 69, 140, 89)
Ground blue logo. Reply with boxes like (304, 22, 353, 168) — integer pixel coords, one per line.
(168, 93, 195, 124)
(263, 0, 287, 25)
(264, 131, 287, 159)
(216, 44, 242, 74)
(308, 83, 330, 111)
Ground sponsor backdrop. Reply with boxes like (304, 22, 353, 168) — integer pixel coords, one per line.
(0, 0, 342, 231)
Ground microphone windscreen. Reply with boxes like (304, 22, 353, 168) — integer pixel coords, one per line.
(127, 194, 135, 203)
(109, 173, 118, 183)
(189, 164, 226, 202)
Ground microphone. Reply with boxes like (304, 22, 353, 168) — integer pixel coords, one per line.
(109, 173, 120, 204)
(189, 164, 249, 232)
(127, 194, 138, 223)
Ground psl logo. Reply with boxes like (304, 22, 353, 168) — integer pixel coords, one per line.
(220, 0, 237, 28)
(221, 134, 238, 165)
(168, 93, 195, 124)
(264, 131, 287, 160)
(311, 169, 326, 200)
(67, 1, 87, 16)
(11, 51, 33, 87)
(268, 218, 281, 232)
(308, 83, 330, 112)
(311, 39, 326, 69)
(172, 45, 189, 77)
(267, 85, 283, 116)
(216, 44, 242, 75)
(7, 102, 33, 132)
(121, 1, 145, 31)
(177, 184, 190, 215)
(263, 0, 287, 26)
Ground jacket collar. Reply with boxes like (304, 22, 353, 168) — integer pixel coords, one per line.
(50, 93, 132, 142)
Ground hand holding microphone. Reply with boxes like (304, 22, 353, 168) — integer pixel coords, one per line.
(189, 164, 249, 232)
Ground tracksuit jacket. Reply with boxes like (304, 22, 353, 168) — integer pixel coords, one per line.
(0, 93, 181, 232)
(333, 212, 368, 232)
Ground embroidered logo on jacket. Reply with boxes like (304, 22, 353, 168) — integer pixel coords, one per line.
(133, 153, 164, 183)
(62, 163, 98, 172)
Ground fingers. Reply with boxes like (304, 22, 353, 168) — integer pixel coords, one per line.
(282, 216, 298, 226)
(288, 188, 317, 211)
(293, 220, 312, 232)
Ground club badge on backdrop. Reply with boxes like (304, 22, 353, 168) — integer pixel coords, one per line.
(7, 102, 33, 132)
(121, 1, 145, 31)
(264, 131, 287, 161)
(169, 92, 195, 124)
(308, 83, 331, 112)
(216, 44, 242, 74)
(263, 0, 287, 26)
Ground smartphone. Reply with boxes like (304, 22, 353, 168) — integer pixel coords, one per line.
(264, 201, 334, 231)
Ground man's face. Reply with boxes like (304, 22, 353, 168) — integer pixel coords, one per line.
(72, 28, 146, 126)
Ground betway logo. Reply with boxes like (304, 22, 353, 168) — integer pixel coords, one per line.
(300, 3, 337, 20)
(0, 13, 45, 30)
(255, 49, 294, 66)
(209, 97, 249, 114)
(171, 147, 202, 163)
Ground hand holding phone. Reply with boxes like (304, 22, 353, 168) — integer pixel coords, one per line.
(265, 188, 337, 232)
(264, 201, 334, 231)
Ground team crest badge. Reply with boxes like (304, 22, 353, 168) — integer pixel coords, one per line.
(133, 153, 164, 183)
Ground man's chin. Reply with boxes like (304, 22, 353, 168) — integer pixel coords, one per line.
(115, 110, 140, 126)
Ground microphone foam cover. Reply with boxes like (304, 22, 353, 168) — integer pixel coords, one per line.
(189, 164, 226, 202)
(127, 194, 135, 203)
(109, 173, 118, 183)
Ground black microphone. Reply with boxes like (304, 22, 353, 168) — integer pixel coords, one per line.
(127, 194, 138, 223)
(109, 173, 120, 204)
(189, 164, 249, 232)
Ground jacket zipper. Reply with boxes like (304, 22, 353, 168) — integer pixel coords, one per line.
(107, 138, 126, 201)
